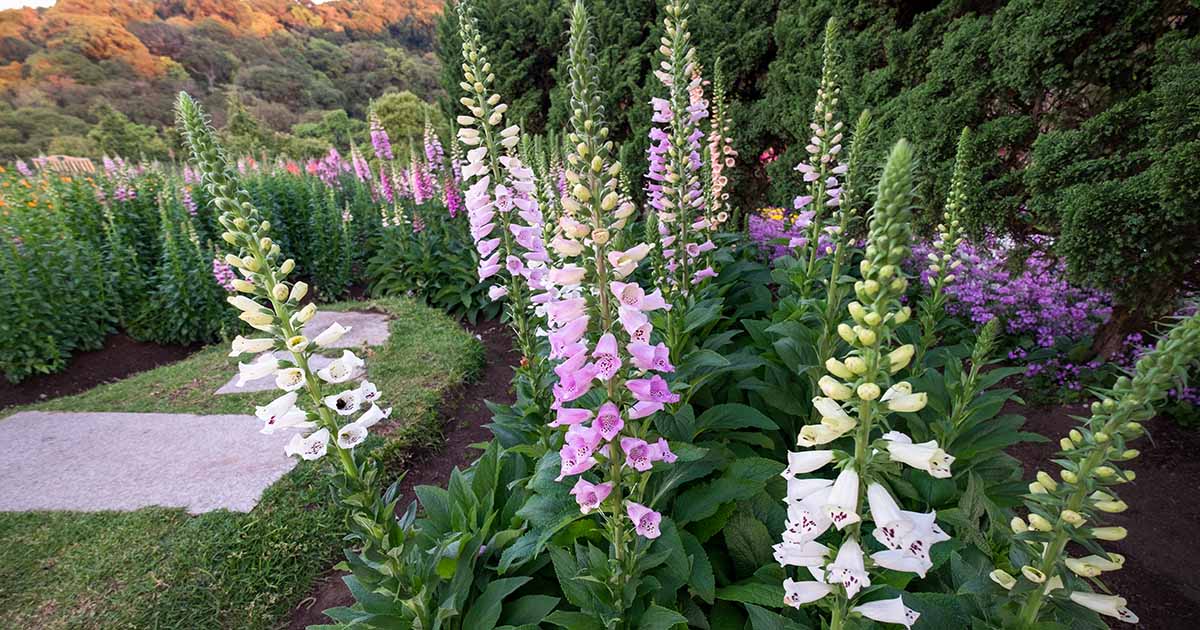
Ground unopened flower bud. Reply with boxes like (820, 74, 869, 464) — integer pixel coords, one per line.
(1060, 510, 1086, 527)
(289, 282, 308, 302)
(295, 303, 317, 324)
(818, 376, 853, 401)
(224, 253, 242, 268)
(845, 356, 867, 375)
(1029, 482, 1047, 494)
(242, 256, 260, 272)
(888, 345, 915, 373)
(1028, 514, 1052, 531)
(857, 328, 877, 346)
(1036, 471, 1057, 492)
(270, 284, 287, 301)
(601, 191, 619, 211)
(837, 323, 856, 343)
(1118, 449, 1139, 460)
(1059, 437, 1075, 451)
(847, 301, 866, 323)
(232, 279, 255, 293)
(591, 155, 603, 173)
(1094, 466, 1116, 479)
(1010, 516, 1028, 533)
(1094, 499, 1128, 513)
(856, 382, 881, 401)
(1061, 470, 1078, 484)
(893, 307, 911, 324)
(1094, 432, 1109, 443)
(222, 232, 238, 245)
(1091, 526, 1127, 541)
(825, 358, 854, 379)
(280, 259, 295, 275)
(1069, 429, 1083, 444)
(864, 312, 882, 327)
(863, 280, 880, 296)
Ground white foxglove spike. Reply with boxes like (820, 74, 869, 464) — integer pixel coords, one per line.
(1068, 592, 1138, 624)
(772, 540, 830, 568)
(824, 537, 870, 598)
(284, 428, 329, 461)
(782, 450, 835, 478)
(884, 432, 955, 478)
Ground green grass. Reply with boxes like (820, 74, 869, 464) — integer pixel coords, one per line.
(0, 298, 484, 629)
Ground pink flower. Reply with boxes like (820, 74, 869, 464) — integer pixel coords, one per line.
(570, 479, 614, 514)
(487, 285, 508, 300)
(594, 402, 624, 441)
(556, 444, 597, 481)
(553, 365, 597, 404)
(628, 342, 674, 373)
(650, 437, 677, 463)
(626, 502, 662, 539)
(626, 375, 678, 419)
(547, 298, 587, 327)
(550, 406, 593, 428)
(549, 316, 590, 359)
(611, 282, 669, 312)
(591, 333, 623, 381)
(621, 437, 655, 471)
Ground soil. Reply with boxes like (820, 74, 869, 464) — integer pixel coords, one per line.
(1007, 401, 1200, 629)
(0, 333, 199, 411)
(285, 319, 520, 629)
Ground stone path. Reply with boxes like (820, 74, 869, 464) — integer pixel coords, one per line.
(0, 411, 299, 514)
(214, 310, 389, 395)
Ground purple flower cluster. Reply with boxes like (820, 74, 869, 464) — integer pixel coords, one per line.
(369, 114, 393, 161)
(181, 187, 198, 217)
(212, 258, 236, 292)
(919, 236, 1112, 348)
(747, 209, 835, 261)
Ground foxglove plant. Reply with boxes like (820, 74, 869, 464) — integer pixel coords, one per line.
(176, 92, 389, 484)
(646, 0, 715, 296)
(912, 127, 970, 375)
(454, 0, 548, 365)
(998, 308, 1200, 627)
(705, 60, 736, 227)
(536, 0, 679, 620)
(777, 141, 950, 629)
(795, 18, 848, 282)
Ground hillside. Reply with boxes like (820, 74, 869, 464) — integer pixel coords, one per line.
(0, 0, 443, 159)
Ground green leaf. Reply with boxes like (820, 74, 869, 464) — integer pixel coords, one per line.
(694, 403, 779, 437)
(675, 458, 785, 525)
(499, 594, 560, 626)
(462, 577, 532, 630)
(636, 604, 688, 630)
(745, 603, 812, 630)
(545, 611, 605, 630)
(715, 581, 787, 608)
(723, 511, 775, 578)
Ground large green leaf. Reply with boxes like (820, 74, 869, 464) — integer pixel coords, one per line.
(674, 457, 785, 524)
(460, 577, 533, 630)
(715, 581, 787, 609)
(636, 604, 689, 630)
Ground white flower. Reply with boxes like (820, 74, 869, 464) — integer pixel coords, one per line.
(227, 295, 266, 314)
(783, 578, 833, 608)
(356, 404, 392, 429)
(880, 381, 927, 413)
(786, 477, 833, 505)
(773, 540, 829, 568)
(812, 397, 851, 423)
(823, 467, 861, 530)
(884, 433, 955, 478)
(229, 335, 274, 357)
(254, 392, 312, 434)
(284, 428, 329, 460)
(323, 389, 361, 416)
(354, 381, 380, 404)
(782, 450, 835, 478)
(867, 483, 913, 548)
(275, 367, 307, 392)
(852, 597, 920, 629)
(337, 422, 369, 449)
(1068, 592, 1138, 624)
(784, 486, 832, 543)
(313, 322, 351, 347)
(317, 350, 364, 383)
(236, 354, 278, 386)
(824, 537, 870, 598)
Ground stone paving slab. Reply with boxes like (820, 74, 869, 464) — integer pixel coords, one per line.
(214, 352, 364, 394)
(0, 411, 299, 514)
(302, 310, 390, 349)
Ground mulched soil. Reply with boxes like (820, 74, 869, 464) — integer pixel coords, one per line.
(0, 333, 199, 411)
(1006, 400, 1200, 629)
(285, 319, 520, 629)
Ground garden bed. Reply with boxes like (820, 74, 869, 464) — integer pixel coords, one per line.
(0, 333, 199, 411)
(1008, 401, 1200, 629)
(0, 298, 483, 629)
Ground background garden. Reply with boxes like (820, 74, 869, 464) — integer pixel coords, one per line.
(0, 0, 1198, 629)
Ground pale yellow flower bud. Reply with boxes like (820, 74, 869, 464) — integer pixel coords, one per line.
(1061, 470, 1078, 484)
(825, 358, 854, 379)
(857, 328, 877, 346)
(295, 303, 317, 324)
(1060, 510, 1086, 527)
(818, 376, 853, 401)
(888, 345, 915, 373)
(1010, 516, 1029, 533)
(1036, 471, 1057, 491)
(845, 356, 868, 375)
(1065, 557, 1102, 578)
(242, 256, 260, 272)
(857, 382, 881, 401)
(289, 282, 308, 302)
(1059, 437, 1074, 451)
(271, 284, 288, 301)
(280, 259, 295, 275)
(601, 191, 619, 211)
(1091, 526, 1127, 541)
(224, 253, 242, 268)
(864, 312, 882, 327)
(232, 279, 255, 293)
(847, 301, 866, 323)
(1028, 514, 1052, 532)
(893, 307, 911, 324)
(837, 323, 856, 344)
(1069, 429, 1083, 444)
(1029, 481, 1047, 494)
(1119, 449, 1139, 460)
(1094, 466, 1116, 479)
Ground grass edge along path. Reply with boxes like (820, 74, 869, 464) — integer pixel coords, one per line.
(0, 297, 485, 629)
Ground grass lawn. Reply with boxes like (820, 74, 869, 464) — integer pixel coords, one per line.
(0, 298, 484, 629)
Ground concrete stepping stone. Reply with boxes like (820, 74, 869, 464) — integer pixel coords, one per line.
(302, 310, 391, 349)
(0, 411, 300, 514)
(214, 352, 364, 394)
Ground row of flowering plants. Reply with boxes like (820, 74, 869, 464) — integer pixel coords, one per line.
(173, 2, 1199, 629)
